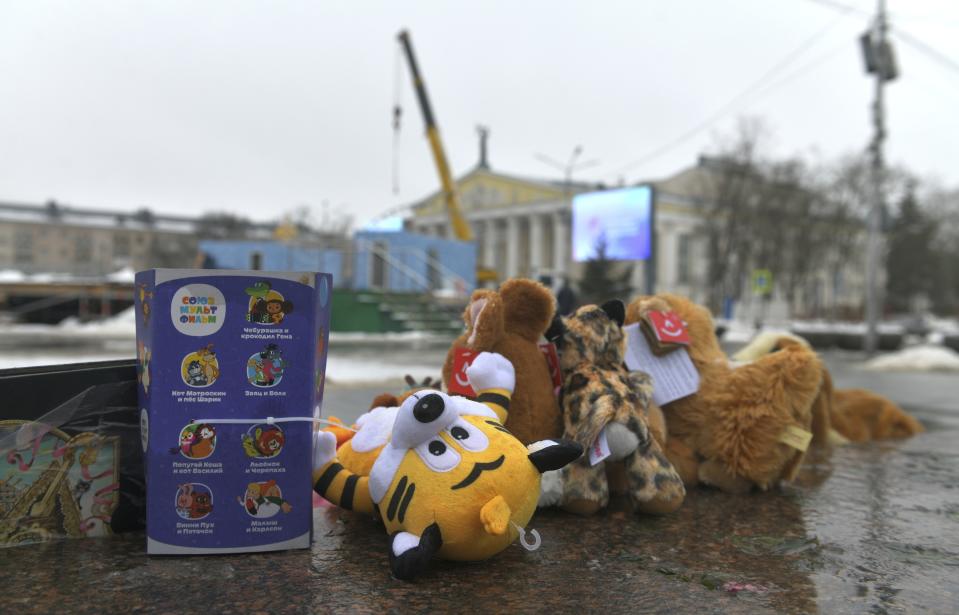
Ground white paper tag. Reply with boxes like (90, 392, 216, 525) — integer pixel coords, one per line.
(588, 428, 611, 466)
(623, 323, 700, 406)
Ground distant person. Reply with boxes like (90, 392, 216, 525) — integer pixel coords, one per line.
(556, 278, 576, 316)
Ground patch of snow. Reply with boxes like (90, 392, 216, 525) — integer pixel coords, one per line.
(325, 355, 441, 384)
(719, 320, 766, 344)
(57, 307, 137, 338)
(329, 330, 453, 343)
(0, 352, 131, 370)
(863, 345, 959, 372)
(106, 267, 136, 283)
(927, 317, 959, 336)
(0, 269, 27, 282)
(791, 320, 905, 335)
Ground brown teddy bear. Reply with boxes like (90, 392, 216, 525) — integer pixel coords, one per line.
(442, 279, 563, 445)
(733, 332, 924, 443)
(626, 293, 825, 493)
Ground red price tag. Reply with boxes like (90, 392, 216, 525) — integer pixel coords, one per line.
(538, 342, 562, 398)
(448, 347, 479, 397)
(647, 311, 690, 345)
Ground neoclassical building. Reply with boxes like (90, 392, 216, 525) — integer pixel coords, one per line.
(406, 161, 709, 304)
(406, 156, 867, 318)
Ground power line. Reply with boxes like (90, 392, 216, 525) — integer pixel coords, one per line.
(608, 10, 854, 178)
(804, 0, 959, 79)
(746, 38, 853, 107)
(892, 29, 959, 78)
(804, 0, 870, 18)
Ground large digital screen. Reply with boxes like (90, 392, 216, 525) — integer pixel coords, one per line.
(572, 185, 652, 262)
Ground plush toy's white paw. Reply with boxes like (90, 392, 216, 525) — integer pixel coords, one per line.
(605, 423, 639, 461)
(466, 352, 515, 393)
(537, 469, 564, 508)
(312, 430, 338, 471)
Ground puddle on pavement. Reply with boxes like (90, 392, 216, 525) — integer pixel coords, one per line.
(797, 422, 959, 613)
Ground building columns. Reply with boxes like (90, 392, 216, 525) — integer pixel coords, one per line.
(529, 214, 544, 278)
(552, 212, 568, 278)
(482, 218, 497, 269)
(505, 216, 520, 279)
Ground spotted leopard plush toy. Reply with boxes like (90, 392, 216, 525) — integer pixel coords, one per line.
(546, 300, 686, 516)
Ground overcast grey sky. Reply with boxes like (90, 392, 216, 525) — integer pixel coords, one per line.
(1, 0, 957, 227)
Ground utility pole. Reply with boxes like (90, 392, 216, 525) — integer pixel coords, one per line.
(861, 0, 897, 354)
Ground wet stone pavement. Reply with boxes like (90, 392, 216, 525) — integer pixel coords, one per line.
(2, 351, 958, 614)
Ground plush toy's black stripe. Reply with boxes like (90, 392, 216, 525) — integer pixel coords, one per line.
(314, 463, 343, 495)
(386, 475, 408, 521)
(340, 474, 359, 510)
(484, 420, 512, 434)
(397, 482, 416, 523)
(477, 392, 510, 409)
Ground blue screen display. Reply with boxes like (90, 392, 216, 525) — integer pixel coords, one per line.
(572, 185, 652, 262)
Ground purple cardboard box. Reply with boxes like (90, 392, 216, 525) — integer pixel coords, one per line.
(135, 269, 331, 554)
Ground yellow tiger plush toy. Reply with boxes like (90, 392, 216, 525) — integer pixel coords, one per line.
(312, 352, 583, 581)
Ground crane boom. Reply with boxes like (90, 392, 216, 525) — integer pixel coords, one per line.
(397, 30, 473, 242)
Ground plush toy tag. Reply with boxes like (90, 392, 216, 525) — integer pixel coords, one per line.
(646, 311, 690, 345)
(640, 310, 690, 356)
(448, 347, 479, 397)
(624, 323, 700, 406)
(588, 428, 611, 466)
(778, 425, 813, 452)
(538, 342, 563, 398)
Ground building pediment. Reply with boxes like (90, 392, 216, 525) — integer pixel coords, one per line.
(411, 168, 569, 217)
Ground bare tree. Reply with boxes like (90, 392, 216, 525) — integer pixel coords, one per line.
(696, 118, 771, 313)
(196, 212, 253, 239)
(280, 201, 353, 237)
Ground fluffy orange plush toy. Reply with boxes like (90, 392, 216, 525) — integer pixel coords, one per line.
(732, 332, 924, 443)
(442, 279, 563, 445)
(626, 293, 826, 493)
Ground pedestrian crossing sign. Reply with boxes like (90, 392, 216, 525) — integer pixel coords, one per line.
(752, 269, 773, 296)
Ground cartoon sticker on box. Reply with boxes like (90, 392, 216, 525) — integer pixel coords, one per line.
(181, 344, 220, 388)
(137, 283, 154, 326)
(171, 284, 226, 336)
(238, 480, 292, 518)
(174, 423, 217, 460)
(175, 483, 213, 520)
(241, 424, 285, 459)
(137, 341, 151, 394)
(244, 281, 293, 325)
(246, 344, 286, 387)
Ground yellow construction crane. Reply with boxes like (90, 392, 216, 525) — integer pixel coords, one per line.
(397, 30, 498, 283)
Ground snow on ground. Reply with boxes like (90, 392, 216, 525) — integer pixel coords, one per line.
(863, 345, 959, 372)
(790, 320, 906, 335)
(0, 269, 27, 282)
(0, 352, 132, 370)
(57, 306, 137, 337)
(105, 266, 136, 283)
(329, 330, 454, 344)
(721, 319, 908, 345)
(718, 319, 767, 344)
(324, 354, 442, 384)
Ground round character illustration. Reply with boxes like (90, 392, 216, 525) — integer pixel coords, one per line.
(175, 423, 217, 460)
(176, 483, 213, 520)
(241, 424, 285, 459)
(246, 344, 286, 388)
(245, 281, 293, 325)
(138, 341, 152, 394)
(238, 480, 292, 518)
(181, 344, 219, 388)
